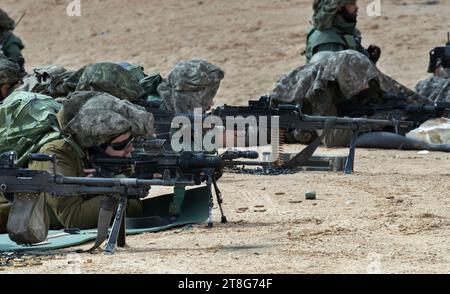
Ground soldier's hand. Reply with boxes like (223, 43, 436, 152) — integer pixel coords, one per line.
(83, 168, 96, 177)
(368, 45, 381, 64)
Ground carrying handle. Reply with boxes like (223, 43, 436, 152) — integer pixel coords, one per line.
(28, 153, 57, 175)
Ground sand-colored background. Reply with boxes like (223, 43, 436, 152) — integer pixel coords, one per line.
(1, 0, 450, 274)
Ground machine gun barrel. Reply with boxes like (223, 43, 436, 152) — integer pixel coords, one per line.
(299, 115, 414, 129)
(91, 152, 222, 171)
(58, 176, 194, 187)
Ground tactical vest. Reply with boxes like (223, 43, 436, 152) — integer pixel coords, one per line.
(306, 28, 360, 62)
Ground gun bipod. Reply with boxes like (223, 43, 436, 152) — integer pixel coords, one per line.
(104, 195, 128, 254)
(204, 170, 228, 228)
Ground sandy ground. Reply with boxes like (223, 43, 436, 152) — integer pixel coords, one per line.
(1, 0, 450, 274)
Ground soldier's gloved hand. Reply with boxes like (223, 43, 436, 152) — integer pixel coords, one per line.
(368, 45, 381, 64)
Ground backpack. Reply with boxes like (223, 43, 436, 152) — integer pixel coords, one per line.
(0, 91, 63, 241)
(17, 66, 76, 99)
(0, 91, 62, 167)
(119, 62, 163, 97)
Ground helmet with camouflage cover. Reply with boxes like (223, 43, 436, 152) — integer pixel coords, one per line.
(312, 0, 357, 30)
(0, 9, 15, 31)
(321, 50, 379, 99)
(75, 62, 146, 101)
(157, 59, 225, 114)
(270, 50, 379, 106)
(0, 56, 25, 85)
(61, 91, 154, 148)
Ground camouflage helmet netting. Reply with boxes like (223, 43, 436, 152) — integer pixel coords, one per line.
(75, 62, 146, 101)
(157, 59, 225, 114)
(62, 92, 154, 147)
(270, 50, 380, 105)
(312, 0, 356, 30)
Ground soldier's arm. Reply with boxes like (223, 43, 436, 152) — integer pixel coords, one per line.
(29, 140, 142, 229)
(29, 140, 81, 177)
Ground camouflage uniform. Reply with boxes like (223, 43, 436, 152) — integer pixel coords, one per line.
(0, 10, 25, 69)
(306, 0, 370, 63)
(0, 56, 26, 232)
(29, 92, 154, 229)
(270, 50, 430, 147)
(4, 63, 152, 231)
(415, 69, 450, 103)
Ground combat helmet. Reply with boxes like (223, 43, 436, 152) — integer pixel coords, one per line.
(75, 62, 146, 101)
(0, 56, 25, 85)
(427, 33, 450, 73)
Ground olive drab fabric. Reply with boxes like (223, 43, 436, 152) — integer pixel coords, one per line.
(0, 91, 62, 167)
(61, 91, 154, 147)
(157, 59, 225, 114)
(28, 138, 144, 230)
(75, 62, 146, 101)
(27, 93, 152, 231)
(7, 190, 49, 245)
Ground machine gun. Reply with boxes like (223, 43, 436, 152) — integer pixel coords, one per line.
(0, 151, 196, 253)
(0, 149, 258, 253)
(90, 149, 259, 226)
(142, 96, 413, 174)
(338, 92, 450, 130)
(207, 96, 413, 173)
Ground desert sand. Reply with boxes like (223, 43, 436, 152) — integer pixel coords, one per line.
(1, 0, 450, 274)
